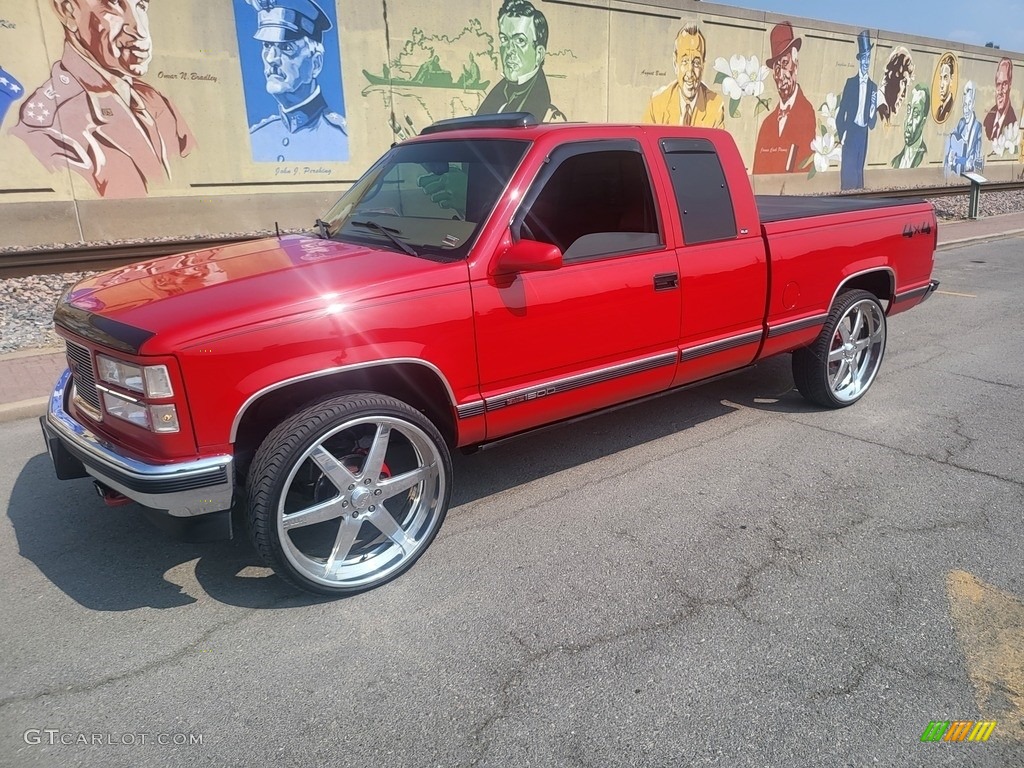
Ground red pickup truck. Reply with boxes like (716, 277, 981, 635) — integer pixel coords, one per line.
(41, 114, 939, 595)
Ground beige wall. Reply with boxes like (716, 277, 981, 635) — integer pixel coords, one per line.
(0, 0, 1021, 249)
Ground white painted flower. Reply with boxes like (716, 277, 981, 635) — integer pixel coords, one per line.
(1002, 121, 1020, 156)
(811, 132, 842, 172)
(714, 54, 769, 100)
(819, 93, 839, 136)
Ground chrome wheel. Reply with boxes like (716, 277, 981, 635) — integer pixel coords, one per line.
(248, 394, 451, 594)
(826, 298, 886, 403)
(793, 290, 887, 409)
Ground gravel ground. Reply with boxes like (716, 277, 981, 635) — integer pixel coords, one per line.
(2, 190, 1024, 356)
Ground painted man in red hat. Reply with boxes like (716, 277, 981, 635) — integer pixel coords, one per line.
(753, 21, 816, 175)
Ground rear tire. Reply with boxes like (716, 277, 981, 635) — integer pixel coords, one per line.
(246, 393, 451, 595)
(793, 289, 887, 408)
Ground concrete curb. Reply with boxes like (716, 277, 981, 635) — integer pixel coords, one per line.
(0, 398, 48, 425)
(938, 228, 1024, 250)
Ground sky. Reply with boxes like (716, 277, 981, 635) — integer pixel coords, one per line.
(726, 0, 1024, 54)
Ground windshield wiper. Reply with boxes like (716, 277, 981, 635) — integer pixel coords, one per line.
(314, 218, 331, 240)
(350, 218, 420, 258)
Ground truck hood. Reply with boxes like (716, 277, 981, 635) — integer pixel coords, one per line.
(58, 235, 468, 354)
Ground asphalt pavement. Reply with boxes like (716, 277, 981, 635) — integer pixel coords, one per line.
(0, 235, 1022, 766)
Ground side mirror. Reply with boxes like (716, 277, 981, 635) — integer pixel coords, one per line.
(491, 238, 563, 276)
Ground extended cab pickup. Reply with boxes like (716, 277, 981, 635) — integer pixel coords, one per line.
(41, 113, 939, 595)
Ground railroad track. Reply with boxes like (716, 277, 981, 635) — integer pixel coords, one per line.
(3, 180, 1023, 279)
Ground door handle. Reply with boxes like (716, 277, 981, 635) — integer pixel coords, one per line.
(653, 272, 679, 291)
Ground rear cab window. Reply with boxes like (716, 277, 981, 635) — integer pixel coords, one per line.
(660, 138, 737, 245)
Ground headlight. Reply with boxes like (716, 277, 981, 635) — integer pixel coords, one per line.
(97, 355, 174, 397)
(101, 391, 180, 433)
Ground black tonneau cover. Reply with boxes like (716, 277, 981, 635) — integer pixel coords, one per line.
(756, 194, 926, 224)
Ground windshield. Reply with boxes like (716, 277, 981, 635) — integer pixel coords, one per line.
(320, 138, 530, 260)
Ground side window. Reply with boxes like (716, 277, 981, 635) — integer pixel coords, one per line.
(515, 145, 661, 262)
(660, 138, 737, 245)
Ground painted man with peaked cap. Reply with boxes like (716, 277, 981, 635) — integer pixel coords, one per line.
(247, 0, 348, 162)
(11, 0, 195, 198)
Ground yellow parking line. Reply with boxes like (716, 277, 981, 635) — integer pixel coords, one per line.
(936, 290, 977, 298)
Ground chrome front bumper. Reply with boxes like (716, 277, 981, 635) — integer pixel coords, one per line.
(41, 369, 234, 518)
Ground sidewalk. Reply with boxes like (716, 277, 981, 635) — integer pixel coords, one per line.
(3, 210, 1024, 425)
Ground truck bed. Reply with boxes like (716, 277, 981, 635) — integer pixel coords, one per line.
(755, 194, 926, 223)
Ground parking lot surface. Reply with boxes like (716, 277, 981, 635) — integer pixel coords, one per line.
(1, 237, 1022, 767)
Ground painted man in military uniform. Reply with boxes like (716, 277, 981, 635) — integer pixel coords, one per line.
(0, 65, 23, 126)
(477, 0, 565, 121)
(248, 0, 348, 162)
(11, 0, 195, 198)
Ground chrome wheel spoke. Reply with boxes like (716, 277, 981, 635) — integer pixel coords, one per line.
(828, 346, 846, 362)
(283, 497, 346, 530)
(309, 445, 358, 491)
(850, 309, 864, 340)
(368, 503, 416, 554)
(362, 423, 392, 480)
(832, 359, 851, 390)
(378, 464, 435, 501)
(837, 324, 852, 345)
(325, 517, 363, 574)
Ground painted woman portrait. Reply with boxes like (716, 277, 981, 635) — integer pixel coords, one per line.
(877, 47, 915, 126)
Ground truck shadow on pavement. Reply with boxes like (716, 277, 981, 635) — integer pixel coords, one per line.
(9, 357, 813, 611)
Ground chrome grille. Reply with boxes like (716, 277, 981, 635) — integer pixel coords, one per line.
(65, 340, 102, 412)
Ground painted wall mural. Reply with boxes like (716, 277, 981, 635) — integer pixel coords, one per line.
(892, 84, 929, 169)
(232, 0, 349, 163)
(11, 0, 195, 198)
(752, 22, 816, 175)
(1, 0, 1023, 250)
(643, 21, 724, 127)
(479, 0, 566, 120)
(945, 80, 984, 176)
(0, 64, 22, 126)
(836, 31, 879, 189)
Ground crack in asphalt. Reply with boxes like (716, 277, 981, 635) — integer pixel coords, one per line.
(0, 595, 304, 711)
(782, 417, 1023, 489)
(464, 514, 813, 764)
(935, 369, 1024, 392)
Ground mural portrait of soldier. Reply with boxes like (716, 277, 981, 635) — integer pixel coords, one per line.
(477, 0, 565, 121)
(945, 80, 983, 176)
(643, 21, 724, 127)
(753, 21, 816, 174)
(836, 30, 878, 190)
(242, 0, 348, 162)
(932, 53, 957, 124)
(984, 57, 1017, 142)
(891, 84, 929, 169)
(11, 0, 195, 198)
(0, 65, 23, 126)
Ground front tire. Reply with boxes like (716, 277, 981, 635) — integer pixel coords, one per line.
(246, 393, 451, 595)
(793, 290, 887, 408)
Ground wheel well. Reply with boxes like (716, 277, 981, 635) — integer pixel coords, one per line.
(232, 364, 457, 480)
(838, 271, 894, 308)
